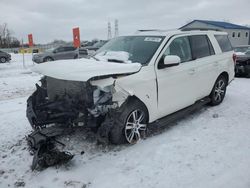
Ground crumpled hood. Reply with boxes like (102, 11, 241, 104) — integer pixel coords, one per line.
(32, 58, 142, 81)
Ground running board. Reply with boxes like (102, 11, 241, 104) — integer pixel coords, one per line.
(149, 97, 211, 129)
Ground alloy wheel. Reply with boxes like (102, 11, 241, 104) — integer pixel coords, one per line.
(214, 79, 226, 102)
(0, 57, 6, 63)
(45, 57, 52, 62)
(124, 109, 147, 144)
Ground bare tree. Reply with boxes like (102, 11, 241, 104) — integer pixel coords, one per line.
(0, 23, 8, 47)
(0, 23, 20, 48)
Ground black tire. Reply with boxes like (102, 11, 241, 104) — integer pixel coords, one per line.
(43, 57, 53, 62)
(209, 75, 227, 106)
(0, 57, 7, 63)
(109, 99, 148, 145)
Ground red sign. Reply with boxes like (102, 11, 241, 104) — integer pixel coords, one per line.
(73, 27, 80, 48)
(28, 34, 33, 47)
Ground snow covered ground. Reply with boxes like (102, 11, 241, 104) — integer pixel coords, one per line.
(0, 54, 250, 188)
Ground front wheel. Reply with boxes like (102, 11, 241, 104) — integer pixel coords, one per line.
(209, 76, 227, 106)
(109, 100, 148, 145)
(0, 57, 7, 63)
(44, 57, 53, 62)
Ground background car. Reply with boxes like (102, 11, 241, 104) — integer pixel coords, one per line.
(234, 45, 250, 53)
(78, 48, 88, 58)
(235, 50, 250, 77)
(32, 46, 78, 63)
(234, 45, 250, 77)
(83, 40, 108, 55)
(0, 50, 11, 63)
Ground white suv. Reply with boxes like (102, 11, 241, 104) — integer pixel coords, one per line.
(27, 30, 235, 145)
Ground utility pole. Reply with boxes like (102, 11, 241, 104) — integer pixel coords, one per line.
(21, 38, 26, 68)
(114, 19, 119, 38)
(107, 22, 112, 40)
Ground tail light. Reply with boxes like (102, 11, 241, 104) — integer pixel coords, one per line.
(233, 53, 237, 65)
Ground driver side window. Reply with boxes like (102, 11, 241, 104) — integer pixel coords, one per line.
(163, 36, 192, 63)
(56, 47, 65, 53)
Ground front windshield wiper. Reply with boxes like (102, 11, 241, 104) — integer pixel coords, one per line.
(90, 55, 100, 61)
(107, 59, 125, 63)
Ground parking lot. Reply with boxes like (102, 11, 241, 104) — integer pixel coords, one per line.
(0, 54, 249, 188)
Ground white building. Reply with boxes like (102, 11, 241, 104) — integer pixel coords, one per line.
(180, 20, 250, 47)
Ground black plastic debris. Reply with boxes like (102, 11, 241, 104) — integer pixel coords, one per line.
(26, 127, 74, 170)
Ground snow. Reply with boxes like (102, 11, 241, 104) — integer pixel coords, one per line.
(0, 54, 40, 101)
(32, 57, 141, 82)
(235, 52, 245, 56)
(96, 51, 132, 63)
(1, 54, 250, 188)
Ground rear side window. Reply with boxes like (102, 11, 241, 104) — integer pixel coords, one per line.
(56, 47, 65, 52)
(65, 47, 76, 51)
(189, 35, 213, 59)
(214, 35, 233, 52)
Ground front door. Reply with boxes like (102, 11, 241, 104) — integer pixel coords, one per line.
(155, 36, 197, 118)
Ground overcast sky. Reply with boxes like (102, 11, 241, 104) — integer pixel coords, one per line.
(0, 0, 249, 44)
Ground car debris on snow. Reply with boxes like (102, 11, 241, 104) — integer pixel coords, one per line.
(27, 127, 75, 170)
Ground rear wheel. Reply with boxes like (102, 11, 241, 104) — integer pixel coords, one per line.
(0, 57, 7, 63)
(109, 99, 148, 144)
(44, 57, 53, 62)
(209, 75, 227, 106)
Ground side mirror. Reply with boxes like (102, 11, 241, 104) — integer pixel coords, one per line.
(163, 55, 181, 67)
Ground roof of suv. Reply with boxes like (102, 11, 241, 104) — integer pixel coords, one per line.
(133, 29, 227, 36)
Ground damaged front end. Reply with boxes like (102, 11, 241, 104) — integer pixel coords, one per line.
(27, 76, 127, 129)
(27, 77, 89, 130)
(26, 75, 129, 169)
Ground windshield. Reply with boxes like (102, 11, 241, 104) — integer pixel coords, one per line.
(94, 36, 165, 64)
(234, 46, 250, 53)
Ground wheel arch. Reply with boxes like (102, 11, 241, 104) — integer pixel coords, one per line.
(219, 71, 229, 85)
(0, 56, 7, 62)
(124, 95, 150, 123)
(43, 56, 54, 61)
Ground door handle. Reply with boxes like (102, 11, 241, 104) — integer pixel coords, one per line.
(188, 69, 195, 75)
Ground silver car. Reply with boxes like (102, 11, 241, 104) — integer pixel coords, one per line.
(32, 46, 78, 63)
(0, 50, 11, 63)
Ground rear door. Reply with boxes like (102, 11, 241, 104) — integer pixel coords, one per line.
(53, 47, 66, 60)
(213, 34, 234, 82)
(189, 35, 217, 100)
(64, 47, 77, 59)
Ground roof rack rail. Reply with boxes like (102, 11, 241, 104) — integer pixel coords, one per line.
(180, 28, 222, 31)
(135, 29, 178, 34)
(137, 29, 161, 32)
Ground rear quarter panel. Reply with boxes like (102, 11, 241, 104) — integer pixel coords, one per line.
(208, 33, 235, 84)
